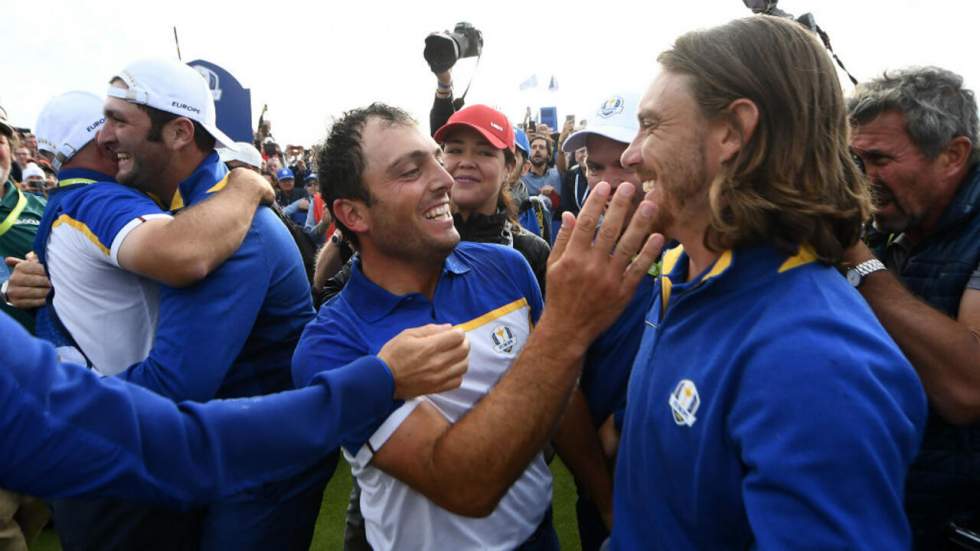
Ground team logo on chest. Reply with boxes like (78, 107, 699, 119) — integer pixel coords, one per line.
(669, 379, 700, 427)
(490, 325, 516, 354)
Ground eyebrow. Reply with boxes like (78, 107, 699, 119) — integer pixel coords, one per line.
(385, 148, 441, 176)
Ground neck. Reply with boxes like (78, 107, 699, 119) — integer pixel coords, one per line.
(359, 246, 444, 299)
(530, 163, 548, 176)
(155, 148, 209, 205)
(671, 214, 719, 282)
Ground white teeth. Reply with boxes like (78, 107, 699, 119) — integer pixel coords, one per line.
(424, 204, 451, 220)
(642, 180, 656, 193)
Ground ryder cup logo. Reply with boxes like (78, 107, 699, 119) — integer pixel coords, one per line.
(192, 65, 223, 101)
(598, 96, 625, 118)
(490, 325, 516, 354)
(669, 379, 700, 427)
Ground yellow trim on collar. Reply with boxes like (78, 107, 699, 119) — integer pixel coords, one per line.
(660, 245, 685, 275)
(701, 250, 733, 282)
(207, 174, 229, 194)
(169, 190, 184, 211)
(778, 245, 818, 273)
(52, 214, 110, 256)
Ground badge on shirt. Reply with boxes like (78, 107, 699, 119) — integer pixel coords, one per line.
(669, 379, 701, 427)
(490, 325, 516, 354)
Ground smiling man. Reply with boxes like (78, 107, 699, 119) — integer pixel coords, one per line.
(293, 102, 662, 550)
(846, 66, 980, 549)
(610, 16, 926, 550)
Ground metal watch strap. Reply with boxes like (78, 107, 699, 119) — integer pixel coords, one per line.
(854, 258, 887, 278)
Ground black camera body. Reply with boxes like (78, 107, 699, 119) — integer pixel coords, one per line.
(424, 22, 483, 73)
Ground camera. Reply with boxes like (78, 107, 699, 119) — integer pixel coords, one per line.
(424, 22, 484, 73)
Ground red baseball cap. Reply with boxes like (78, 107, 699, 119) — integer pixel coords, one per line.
(433, 104, 515, 153)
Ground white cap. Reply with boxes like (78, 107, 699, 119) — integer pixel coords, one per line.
(562, 93, 640, 152)
(36, 91, 106, 171)
(218, 141, 263, 170)
(21, 162, 45, 181)
(106, 58, 235, 150)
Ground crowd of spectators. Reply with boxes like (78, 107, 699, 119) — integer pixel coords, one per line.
(0, 12, 978, 551)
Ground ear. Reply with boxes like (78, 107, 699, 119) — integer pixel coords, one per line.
(717, 98, 759, 164)
(332, 198, 370, 236)
(940, 136, 973, 176)
(165, 117, 197, 150)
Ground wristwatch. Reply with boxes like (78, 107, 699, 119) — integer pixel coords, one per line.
(1, 279, 12, 307)
(846, 258, 887, 288)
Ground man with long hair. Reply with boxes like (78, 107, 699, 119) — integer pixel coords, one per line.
(610, 16, 926, 549)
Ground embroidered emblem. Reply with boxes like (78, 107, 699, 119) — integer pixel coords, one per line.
(598, 96, 625, 118)
(669, 379, 700, 427)
(490, 325, 516, 354)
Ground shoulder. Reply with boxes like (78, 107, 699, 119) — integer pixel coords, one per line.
(62, 183, 164, 217)
(292, 295, 366, 387)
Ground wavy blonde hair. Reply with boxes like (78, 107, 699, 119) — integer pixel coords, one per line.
(659, 15, 871, 264)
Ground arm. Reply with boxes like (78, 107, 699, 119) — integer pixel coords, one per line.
(371, 182, 665, 516)
(429, 70, 457, 135)
(0, 310, 396, 505)
(845, 241, 980, 424)
(552, 388, 613, 528)
(731, 329, 925, 550)
(312, 230, 345, 292)
(116, 168, 275, 287)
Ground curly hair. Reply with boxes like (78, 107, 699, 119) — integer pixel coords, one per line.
(848, 66, 979, 164)
(317, 103, 416, 245)
(658, 15, 871, 264)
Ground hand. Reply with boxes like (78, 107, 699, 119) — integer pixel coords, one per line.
(227, 167, 275, 205)
(561, 118, 575, 136)
(297, 198, 310, 211)
(5, 253, 50, 309)
(435, 69, 452, 86)
(539, 185, 555, 197)
(378, 324, 469, 400)
(542, 181, 664, 347)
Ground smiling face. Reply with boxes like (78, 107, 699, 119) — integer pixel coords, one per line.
(621, 71, 715, 237)
(99, 85, 170, 192)
(443, 126, 511, 217)
(850, 110, 948, 234)
(357, 118, 459, 266)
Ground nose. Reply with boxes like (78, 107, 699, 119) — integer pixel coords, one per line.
(621, 136, 642, 170)
(433, 161, 455, 194)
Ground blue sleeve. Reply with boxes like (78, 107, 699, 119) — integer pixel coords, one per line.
(66, 184, 166, 252)
(303, 202, 316, 232)
(729, 325, 926, 550)
(118, 216, 275, 401)
(0, 311, 394, 505)
(283, 200, 301, 216)
(292, 304, 401, 453)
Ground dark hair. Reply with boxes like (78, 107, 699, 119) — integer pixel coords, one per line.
(848, 66, 980, 164)
(658, 15, 870, 264)
(318, 102, 416, 245)
(138, 105, 216, 152)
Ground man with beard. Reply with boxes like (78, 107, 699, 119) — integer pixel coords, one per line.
(610, 16, 926, 549)
(846, 67, 980, 548)
(523, 134, 562, 199)
(293, 103, 662, 550)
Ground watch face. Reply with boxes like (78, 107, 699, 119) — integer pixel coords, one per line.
(846, 268, 862, 287)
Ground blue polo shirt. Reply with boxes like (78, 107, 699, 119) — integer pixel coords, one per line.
(581, 274, 656, 429)
(292, 241, 543, 453)
(119, 152, 315, 401)
(611, 244, 927, 550)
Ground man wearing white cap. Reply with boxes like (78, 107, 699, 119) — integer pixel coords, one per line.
(549, 92, 655, 551)
(31, 60, 320, 551)
(18, 163, 46, 196)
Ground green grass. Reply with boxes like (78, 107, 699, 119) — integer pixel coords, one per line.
(32, 458, 581, 550)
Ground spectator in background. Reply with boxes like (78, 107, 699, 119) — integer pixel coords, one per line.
(434, 104, 550, 293)
(19, 163, 46, 196)
(219, 141, 264, 171)
(303, 172, 329, 247)
(13, 145, 31, 174)
(0, 106, 46, 333)
(846, 66, 980, 549)
(276, 167, 310, 225)
(560, 146, 588, 217)
(21, 133, 38, 158)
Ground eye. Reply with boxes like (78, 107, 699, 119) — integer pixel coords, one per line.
(401, 167, 421, 179)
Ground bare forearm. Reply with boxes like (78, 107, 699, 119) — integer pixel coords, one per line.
(429, 317, 587, 513)
(553, 388, 613, 526)
(859, 271, 980, 422)
(313, 241, 343, 291)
